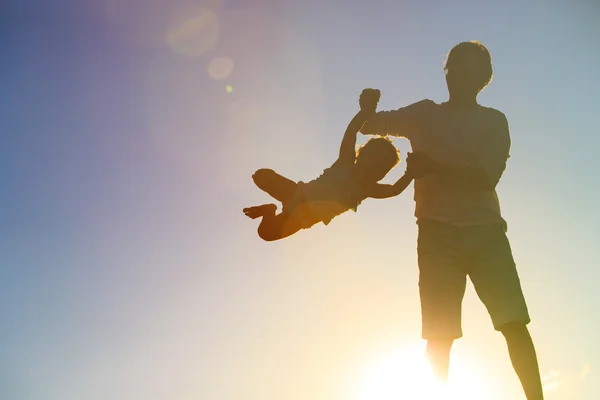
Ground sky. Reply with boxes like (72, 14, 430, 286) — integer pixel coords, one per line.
(1, 0, 599, 399)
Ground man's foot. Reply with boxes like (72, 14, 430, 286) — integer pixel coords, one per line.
(243, 204, 277, 219)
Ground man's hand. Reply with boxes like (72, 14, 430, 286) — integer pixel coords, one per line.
(359, 88, 381, 113)
(406, 152, 437, 178)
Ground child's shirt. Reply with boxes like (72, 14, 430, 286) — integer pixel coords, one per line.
(285, 163, 365, 226)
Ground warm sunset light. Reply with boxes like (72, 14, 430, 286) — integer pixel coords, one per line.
(354, 343, 492, 400)
(3, 1, 597, 400)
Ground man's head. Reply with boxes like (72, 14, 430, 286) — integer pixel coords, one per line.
(355, 137, 400, 182)
(444, 41, 493, 99)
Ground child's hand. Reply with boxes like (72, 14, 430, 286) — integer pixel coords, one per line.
(406, 152, 436, 178)
(359, 88, 381, 113)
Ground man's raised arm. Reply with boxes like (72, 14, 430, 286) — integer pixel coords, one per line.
(358, 89, 432, 139)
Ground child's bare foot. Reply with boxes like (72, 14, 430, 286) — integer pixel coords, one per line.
(243, 204, 277, 219)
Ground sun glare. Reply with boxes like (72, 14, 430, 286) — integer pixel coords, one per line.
(352, 342, 494, 400)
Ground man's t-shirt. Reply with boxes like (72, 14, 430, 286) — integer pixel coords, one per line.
(361, 100, 511, 228)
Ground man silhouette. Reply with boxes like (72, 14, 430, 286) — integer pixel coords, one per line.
(359, 41, 544, 399)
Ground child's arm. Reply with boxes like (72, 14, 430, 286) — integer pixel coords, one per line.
(336, 111, 371, 165)
(336, 89, 381, 165)
(364, 173, 413, 199)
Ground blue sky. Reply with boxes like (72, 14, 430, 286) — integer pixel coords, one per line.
(1, 1, 599, 399)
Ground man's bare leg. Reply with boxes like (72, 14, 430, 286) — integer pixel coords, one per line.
(426, 338, 454, 383)
(501, 323, 544, 400)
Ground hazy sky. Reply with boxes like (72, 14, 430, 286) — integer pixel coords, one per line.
(2, 1, 599, 399)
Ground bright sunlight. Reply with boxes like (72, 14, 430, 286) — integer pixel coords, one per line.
(352, 342, 494, 400)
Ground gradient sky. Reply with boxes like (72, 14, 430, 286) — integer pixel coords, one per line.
(2, 1, 599, 399)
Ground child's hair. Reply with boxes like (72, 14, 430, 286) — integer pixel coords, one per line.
(356, 136, 401, 168)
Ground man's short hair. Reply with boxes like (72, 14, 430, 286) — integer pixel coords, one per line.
(445, 41, 493, 92)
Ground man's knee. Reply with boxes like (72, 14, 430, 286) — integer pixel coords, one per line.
(499, 321, 529, 338)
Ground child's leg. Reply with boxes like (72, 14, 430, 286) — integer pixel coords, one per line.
(243, 203, 303, 241)
(252, 169, 297, 203)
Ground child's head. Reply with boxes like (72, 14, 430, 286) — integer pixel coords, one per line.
(355, 137, 400, 182)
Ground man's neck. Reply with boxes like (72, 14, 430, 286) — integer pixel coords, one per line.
(446, 95, 479, 108)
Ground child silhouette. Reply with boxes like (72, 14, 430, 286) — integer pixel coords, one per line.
(244, 89, 416, 241)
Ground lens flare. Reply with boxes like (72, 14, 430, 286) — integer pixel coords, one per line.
(166, 10, 220, 57)
(208, 57, 234, 80)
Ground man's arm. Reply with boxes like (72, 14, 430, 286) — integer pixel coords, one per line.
(365, 173, 414, 199)
(359, 90, 432, 138)
(477, 112, 511, 189)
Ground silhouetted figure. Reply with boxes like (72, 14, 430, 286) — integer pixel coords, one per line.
(244, 90, 416, 241)
(360, 41, 544, 399)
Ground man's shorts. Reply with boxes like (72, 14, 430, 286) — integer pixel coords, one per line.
(417, 219, 531, 340)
